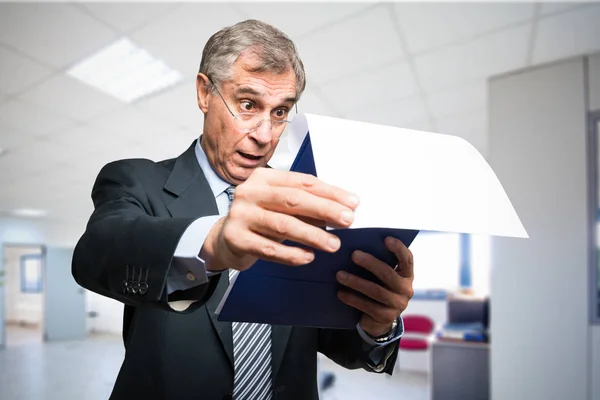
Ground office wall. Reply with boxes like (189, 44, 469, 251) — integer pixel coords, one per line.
(588, 69, 600, 400)
(0, 217, 85, 347)
(87, 292, 123, 335)
(489, 58, 589, 399)
(590, 53, 600, 111)
(4, 246, 43, 326)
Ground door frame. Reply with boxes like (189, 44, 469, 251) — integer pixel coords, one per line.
(0, 242, 46, 349)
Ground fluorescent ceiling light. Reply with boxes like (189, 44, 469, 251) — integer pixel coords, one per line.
(11, 208, 48, 218)
(67, 38, 183, 103)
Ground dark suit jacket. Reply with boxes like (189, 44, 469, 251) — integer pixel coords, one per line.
(72, 140, 399, 400)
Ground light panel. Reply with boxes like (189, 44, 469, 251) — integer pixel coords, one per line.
(67, 38, 183, 103)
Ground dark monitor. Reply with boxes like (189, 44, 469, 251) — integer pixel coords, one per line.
(447, 297, 489, 329)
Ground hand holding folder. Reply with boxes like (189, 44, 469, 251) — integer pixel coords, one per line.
(216, 114, 528, 329)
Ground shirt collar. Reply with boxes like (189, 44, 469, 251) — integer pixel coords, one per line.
(194, 136, 231, 198)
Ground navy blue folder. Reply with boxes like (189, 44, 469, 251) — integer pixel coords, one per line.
(217, 133, 420, 329)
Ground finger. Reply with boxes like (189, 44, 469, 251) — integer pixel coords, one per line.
(337, 291, 398, 325)
(385, 237, 414, 279)
(247, 208, 342, 253)
(336, 271, 401, 309)
(257, 186, 355, 228)
(226, 227, 315, 267)
(351, 250, 402, 292)
(251, 168, 360, 210)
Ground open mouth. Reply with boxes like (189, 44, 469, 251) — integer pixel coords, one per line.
(238, 151, 262, 161)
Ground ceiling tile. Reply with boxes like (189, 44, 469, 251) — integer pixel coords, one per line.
(394, 3, 534, 55)
(0, 4, 118, 69)
(0, 123, 38, 152)
(297, 85, 337, 117)
(402, 119, 434, 132)
(232, 2, 373, 39)
(435, 110, 488, 156)
(347, 95, 429, 128)
(426, 80, 487, 120)
(78, 3, 180, 33)
(86, 106, 179, 145)
(18, 74, 124, 122)
(47, 124, 125, 159)
(296, 5, 405, 86)
(0, 139, 65, 178)
(533, 5, 600, 65)
(318, 61, 417, 113)
(414, 25, 530, 92)
(132, 4, 248, 79)
(0, 99, 77, 136)
(540, 3, 584, 16)
(135, 79, 203, 133)
(0, 46, 55, 95)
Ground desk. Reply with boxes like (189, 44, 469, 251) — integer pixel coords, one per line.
(430, 340, 489, 400)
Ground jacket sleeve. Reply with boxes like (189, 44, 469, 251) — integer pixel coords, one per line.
(317, 327, 400, 375)
(71, 160, 219, 313)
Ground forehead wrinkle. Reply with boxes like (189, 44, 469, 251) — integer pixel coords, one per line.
(233, 84, 296, 107)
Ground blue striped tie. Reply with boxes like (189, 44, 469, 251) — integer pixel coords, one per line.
(225, 186, 273, 400)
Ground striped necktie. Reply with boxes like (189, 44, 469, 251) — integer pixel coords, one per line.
(225, 185, 273, 400)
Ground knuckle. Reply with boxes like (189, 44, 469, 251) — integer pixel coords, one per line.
(373, 285, 386, 300)
(384, 266, 396, 283)
(227, 205, 241, 220)
(407, 250, 414, 266)
(272, 216, 290, 236)
(398, 298, 409, 312)
(259, 243, 277, 259)
(298, 174, 317, 190)
(283, 192, 301, 209)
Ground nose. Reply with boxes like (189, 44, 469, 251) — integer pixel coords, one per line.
(248, 119, 274, 145)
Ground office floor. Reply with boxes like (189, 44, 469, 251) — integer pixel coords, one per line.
(0, 326, 428, 400)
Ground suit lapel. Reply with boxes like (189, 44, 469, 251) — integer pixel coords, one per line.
(163, 140, 293, 377)
(271, 325, 293, 380)
(163, 140, 234, 367)
(205, 275, 234, 368)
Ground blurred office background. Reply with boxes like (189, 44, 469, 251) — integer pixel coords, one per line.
(0, 2, 599, 399)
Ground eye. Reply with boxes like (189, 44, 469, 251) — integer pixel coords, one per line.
(273, 108, 287, 119)
(240, 101, 255, 112)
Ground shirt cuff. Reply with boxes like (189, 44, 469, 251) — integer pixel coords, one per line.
(167, 215, 222, 294)
(356, 315, 404, 347)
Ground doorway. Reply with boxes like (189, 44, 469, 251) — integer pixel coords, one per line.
(1, 244, 45, 347)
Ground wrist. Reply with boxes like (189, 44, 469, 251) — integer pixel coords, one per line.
(201, 218, 225, 272)
(368, 319, 398, 342)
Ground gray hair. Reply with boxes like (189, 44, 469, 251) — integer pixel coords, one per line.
(199, 19, 306, 100)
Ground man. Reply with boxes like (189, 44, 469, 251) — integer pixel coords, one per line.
(72, 19, 414, 400)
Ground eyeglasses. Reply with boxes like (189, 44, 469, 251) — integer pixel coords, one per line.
(208, 77, 297, 135)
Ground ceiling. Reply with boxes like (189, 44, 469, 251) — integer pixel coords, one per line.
(0, 2, 599, 241)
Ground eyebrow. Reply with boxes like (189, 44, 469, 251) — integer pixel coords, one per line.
(234, 86, 297, 106)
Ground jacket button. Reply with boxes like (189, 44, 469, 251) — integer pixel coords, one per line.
(139, 282, 148, 295)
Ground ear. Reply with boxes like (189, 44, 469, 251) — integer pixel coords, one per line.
(196, 73, 210, 114)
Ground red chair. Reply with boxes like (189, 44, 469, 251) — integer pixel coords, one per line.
(399, 315, 435, 351)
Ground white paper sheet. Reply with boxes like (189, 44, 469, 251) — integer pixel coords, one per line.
(287, 113, 528, 238)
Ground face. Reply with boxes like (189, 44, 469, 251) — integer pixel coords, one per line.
(197, 52, 298, 185)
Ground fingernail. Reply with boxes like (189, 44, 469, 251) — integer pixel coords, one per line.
(304, 252, 314, 263)
(340, 210, 354, 225)
(353, 250, 364, 261)
(338, 271, 348, 280)
(328, 236, 340, 251)
(348, 194, 360, 208)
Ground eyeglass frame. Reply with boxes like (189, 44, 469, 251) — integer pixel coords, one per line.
(207, 76, 298, 134)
